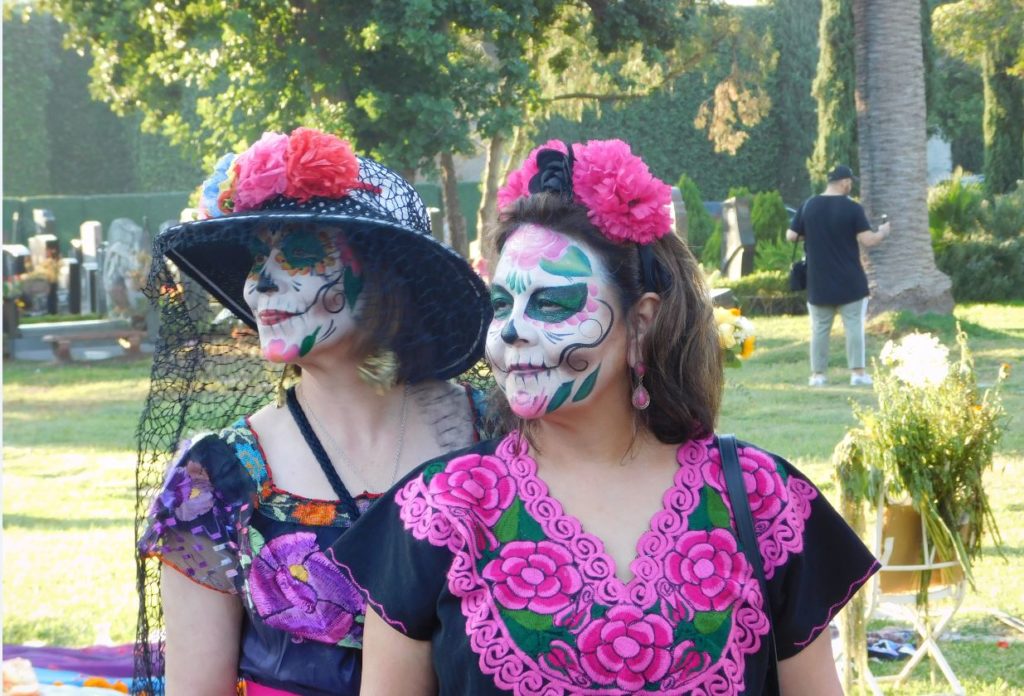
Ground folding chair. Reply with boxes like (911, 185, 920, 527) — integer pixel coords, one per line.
(863, 495, 967, 695)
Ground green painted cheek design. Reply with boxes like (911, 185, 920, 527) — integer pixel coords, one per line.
(343, 267, 363, 307)
(298, 326, 322, 357)
(545, 363, 601, 413)
(246, 237, 272, 278)
(525, 283, 588, 323)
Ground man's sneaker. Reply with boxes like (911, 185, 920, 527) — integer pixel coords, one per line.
(850, 373, 873, 386)
(808, 374, 827, 387)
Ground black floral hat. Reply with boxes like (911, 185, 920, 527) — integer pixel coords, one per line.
(154, 127, 491, 381)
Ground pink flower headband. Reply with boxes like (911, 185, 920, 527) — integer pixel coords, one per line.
(197, 127, 377, 219)
(497, 138, 673, 246)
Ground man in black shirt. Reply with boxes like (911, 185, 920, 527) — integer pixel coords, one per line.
(786, 165, 890, 387)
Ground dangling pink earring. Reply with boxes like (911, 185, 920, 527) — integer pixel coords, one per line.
(631, 361, 651, 410)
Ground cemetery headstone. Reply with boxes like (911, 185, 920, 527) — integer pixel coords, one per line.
(670, 186, 688, 243)
(720, 196, 755, 280)
(103, 218, 150, 320)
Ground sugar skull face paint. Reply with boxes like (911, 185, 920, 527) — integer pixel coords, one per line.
(243, 227, 363, 363)
(487, 225, 621, 419)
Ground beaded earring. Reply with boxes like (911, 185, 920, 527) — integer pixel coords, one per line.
(357, 348, 399, 394)
(631, 361, 651, 410)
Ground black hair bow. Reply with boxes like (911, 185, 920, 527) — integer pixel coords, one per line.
(528, 148, 574, 201)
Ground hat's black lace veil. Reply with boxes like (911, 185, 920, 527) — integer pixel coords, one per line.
(133, 249, 274, 695)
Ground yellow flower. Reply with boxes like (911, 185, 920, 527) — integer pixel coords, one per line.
(740, 336, 756, 359)
(718, 323, 737, 349)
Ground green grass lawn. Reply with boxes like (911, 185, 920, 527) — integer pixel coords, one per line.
(3, 303, 1023, 692)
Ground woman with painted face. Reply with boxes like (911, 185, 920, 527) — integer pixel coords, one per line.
(134, 128, 490, 696)
(331, 139, 879, 695)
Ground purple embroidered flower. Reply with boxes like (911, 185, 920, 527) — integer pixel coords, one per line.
(428, 453, 516, 526)
(248, 531, 363, 644)
(665, 528, 748, 612)
(738, 447, 788, 520)
(483, 540, 582, 614)
(577, 605, 674, 691)
(160, 459, 215, 522)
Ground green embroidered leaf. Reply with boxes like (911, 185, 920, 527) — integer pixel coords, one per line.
(687, 488, 714, 531)
(248, 526, 266, 558)
(546, 380, 574, 413)
(590, 603, 608, 620)
(539, 245, 593, 278)
(343, 267, 364, 307)
(694, 610, 729, 634)
(518, 509, 547, 542)
(572, 364, 600, 402)
(298, 326, 321, 357)
(672, 605, 732, 660)
(504, 608, 555, 631)
(421, 460, 445, 484)
(707, 490, 731, 528)
(493, 497, 523, 543)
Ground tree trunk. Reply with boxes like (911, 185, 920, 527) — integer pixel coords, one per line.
(439, 151, 468, 258)
(853, 0, 953, 316)
(476, 133, 507, 255)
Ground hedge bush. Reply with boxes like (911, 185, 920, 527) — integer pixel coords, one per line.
(714, 270, 807, 316)
(936, 235, 1024, 302)
(678, 174, 717, 252)
(927, 169, 985, 241)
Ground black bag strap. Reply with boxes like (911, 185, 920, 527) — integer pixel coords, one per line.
(719, 434, 780, 691)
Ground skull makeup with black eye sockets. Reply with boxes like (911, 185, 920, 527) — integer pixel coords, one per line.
(243, 227, 363, 363)
(487, 224, 625, 419)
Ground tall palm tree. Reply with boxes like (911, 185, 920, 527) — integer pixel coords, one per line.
(852, 0, 953, 315)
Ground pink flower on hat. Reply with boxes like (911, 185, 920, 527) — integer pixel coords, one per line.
(497, 139, 570, 210)
(572, 139, 672, 245)
(233, 132, 289, 212)
(482, 540, 582, 614)
(284, 127, 360, 202)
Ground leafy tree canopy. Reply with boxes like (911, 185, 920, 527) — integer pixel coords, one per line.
(44, 0, 761, 173)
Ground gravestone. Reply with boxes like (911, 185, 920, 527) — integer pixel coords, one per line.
(80, 221, 103, 262)
(720, 196, 755, 279)
(80, 221, 104, 314)
(103, 218, 150, 320)
(670, 186, 688, 243)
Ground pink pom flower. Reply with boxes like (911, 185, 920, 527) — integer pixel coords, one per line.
(578, 605, 674, 691)
(285, 127, 360, 202)
(572, 139, 672, 245)
(665, 528, 749, 612)
(482, 540, 583, 614)
(233, 131, 289, 212)
(496, 139, 569, 210)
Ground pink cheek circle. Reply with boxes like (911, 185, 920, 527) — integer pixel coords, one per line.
(509, 390, 547, 419)
(263, 338, 300, 363)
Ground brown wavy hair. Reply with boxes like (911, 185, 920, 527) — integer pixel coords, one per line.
(486, 194, 723, 444)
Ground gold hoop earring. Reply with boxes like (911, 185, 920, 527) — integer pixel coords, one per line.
(357, 348, 399, 393)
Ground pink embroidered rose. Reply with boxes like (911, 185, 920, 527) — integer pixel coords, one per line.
(497, 139, 570, 210)
(577, 605, 674, 691)
(738, 447, 787, 520)
(483, 540, 582, 614)
(427, 454, 516, 526)
(233, 131, 289, 211)
(665, 528, 748, 612)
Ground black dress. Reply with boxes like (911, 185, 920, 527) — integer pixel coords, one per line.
(333, 432, 880, 695)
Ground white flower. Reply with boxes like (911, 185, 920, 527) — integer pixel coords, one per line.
(881, 332, 950, 388)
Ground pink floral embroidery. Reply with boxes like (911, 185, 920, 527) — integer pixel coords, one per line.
(578, 605, 675, 690)
(665, 529, 749, 612)
(394, 433, 817, 695)
(482, 540, 583, 614)
(428, 453, 516, 526)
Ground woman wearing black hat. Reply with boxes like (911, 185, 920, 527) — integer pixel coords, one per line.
(135, 128, 491, 696)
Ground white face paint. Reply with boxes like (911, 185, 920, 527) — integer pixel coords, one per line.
(486, 225, 623, 419)
(242, 227, 363, 363)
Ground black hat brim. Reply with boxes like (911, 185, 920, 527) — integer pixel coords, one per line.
(155, 210, 492, 381)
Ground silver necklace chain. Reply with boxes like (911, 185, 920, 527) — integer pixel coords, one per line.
(298, 382, 409, 493)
